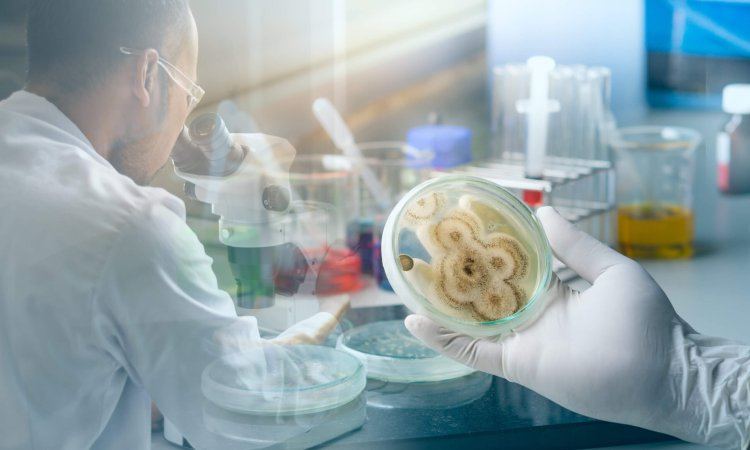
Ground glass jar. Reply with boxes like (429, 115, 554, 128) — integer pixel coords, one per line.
(718, 84, 750, 195)
(381, 175, 553, 337)
(347, 142, 433, 276)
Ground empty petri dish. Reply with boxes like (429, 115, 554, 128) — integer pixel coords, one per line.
(337, 320, 475, 383)
(381, 175, 553, 337)
(202, 394, 367, 448)
(202, 345, 366, 415)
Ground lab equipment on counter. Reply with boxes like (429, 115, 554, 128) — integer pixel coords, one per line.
(172, 113, 312, 310)
(337, 320, 490, 410)
(611, 126, 702, 259)
(491, 58, 614, 165)
(337, 320, 474, 383)
(381, 175, 553, 337)
(718, 84, 750, 194)
(481, 57, 616, 248)
(515, 56, 560, 187)
(364, 371, 492, 410)
(201, 345, 365, 415)
(372, 215, 391, 291)
(313, 97, 391, 212)
(195, 396, 366, 449)
(164, 345, 367, 449)
(349, 142, 433, 281)
(279, 155, 363, 295)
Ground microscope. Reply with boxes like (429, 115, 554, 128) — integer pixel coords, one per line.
(171, 113, 323, 330)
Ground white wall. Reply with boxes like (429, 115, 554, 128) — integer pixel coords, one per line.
(189, 0, 487, 143)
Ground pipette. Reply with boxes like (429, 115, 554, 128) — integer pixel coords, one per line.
(516, 56, 560, 206)
(312, 98, 391, 212)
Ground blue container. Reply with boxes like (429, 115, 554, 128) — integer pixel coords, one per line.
(646, 0, 750, 109)
(407, 125, 472, 169)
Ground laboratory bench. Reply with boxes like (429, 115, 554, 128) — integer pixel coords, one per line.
(153, 109, 748, 450)
(147, 288, 723, 450)
(152, 305, 675, 450)
(151, 238, 750, 450)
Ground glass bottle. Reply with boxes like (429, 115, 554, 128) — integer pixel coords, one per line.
(717, 84, 750, 195)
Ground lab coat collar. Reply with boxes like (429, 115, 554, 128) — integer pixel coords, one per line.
(3, 90, 115, 170)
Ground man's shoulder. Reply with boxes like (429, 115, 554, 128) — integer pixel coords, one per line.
(1, 134, 186, 252)
(81, 172, 189, 250)
(0, 91, 190, 259)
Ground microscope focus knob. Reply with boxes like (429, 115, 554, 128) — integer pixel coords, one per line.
(262, 185, 290, 212)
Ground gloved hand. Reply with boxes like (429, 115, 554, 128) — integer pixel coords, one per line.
(406, 206, 750, 449)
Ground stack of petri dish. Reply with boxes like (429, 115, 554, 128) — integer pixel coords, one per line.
(199, 345, 367, 448)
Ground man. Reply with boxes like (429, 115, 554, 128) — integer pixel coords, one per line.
(2, 2, 749, 450)
(0, 1, 343, 449)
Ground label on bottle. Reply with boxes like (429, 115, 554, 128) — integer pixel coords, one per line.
(716, 132, 730, 191)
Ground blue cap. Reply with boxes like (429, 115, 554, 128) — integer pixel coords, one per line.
(407, 125, 472, 169)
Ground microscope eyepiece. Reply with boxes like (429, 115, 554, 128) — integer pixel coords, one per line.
(188, 113, 234, 162)
(191, 114, 218, 138)
(172, 113, 245, 177)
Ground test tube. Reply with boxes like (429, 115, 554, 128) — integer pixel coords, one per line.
(549, 66, 575, 161)
(504, 64, 529, 161)
(492, 66, 507, 161)
(589, 66, 615, 243)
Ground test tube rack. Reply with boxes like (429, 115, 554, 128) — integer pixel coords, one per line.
(444, 152, 615, 281)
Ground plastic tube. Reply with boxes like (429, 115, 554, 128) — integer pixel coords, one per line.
(312, 98, 391, 212)
(516, 56, 560, 179)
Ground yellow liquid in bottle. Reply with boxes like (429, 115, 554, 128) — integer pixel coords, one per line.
(617, 204, 693, 259)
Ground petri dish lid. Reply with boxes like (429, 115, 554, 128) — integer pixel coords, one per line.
(365, 371, 492, 410)
(202, 345, 366, 416)
(381, 175, 553, 337)
(336, 320, 475, 383)
(202, 394, 367, 448)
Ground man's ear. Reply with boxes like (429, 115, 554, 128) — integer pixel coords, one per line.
(132, 49, 160, 108)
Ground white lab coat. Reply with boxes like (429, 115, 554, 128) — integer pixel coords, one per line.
(0, 91, 265, 450)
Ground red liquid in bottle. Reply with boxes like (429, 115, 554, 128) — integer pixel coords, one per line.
(312, 246, 364, 295)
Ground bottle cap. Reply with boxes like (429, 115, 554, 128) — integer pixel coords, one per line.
(722, 84, 750, 114)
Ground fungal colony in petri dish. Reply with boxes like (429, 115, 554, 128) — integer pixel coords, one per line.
(398, 191, 539, 323)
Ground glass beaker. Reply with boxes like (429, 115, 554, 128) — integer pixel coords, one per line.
(346, 142, 433, 278)
(276, 154, 363, 294)
(610, 127, 701, 259)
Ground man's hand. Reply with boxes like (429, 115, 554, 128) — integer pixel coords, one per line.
(406, 207, 750, 449)
(270, 295, 350, 346)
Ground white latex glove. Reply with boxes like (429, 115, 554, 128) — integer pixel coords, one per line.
(406, 206, 750, 449)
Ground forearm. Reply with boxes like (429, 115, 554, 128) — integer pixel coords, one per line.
(668, 333, 750, 450)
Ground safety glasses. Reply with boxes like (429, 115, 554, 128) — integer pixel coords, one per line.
(120, 46, 204, 112)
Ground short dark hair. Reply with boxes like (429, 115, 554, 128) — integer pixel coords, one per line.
(26, 0, 190, 92)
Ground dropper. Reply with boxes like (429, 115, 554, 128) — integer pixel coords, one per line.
(312, 98, 392, 212)
(516, 56, 560, 206)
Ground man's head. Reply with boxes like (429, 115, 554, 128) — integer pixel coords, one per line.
(26, 0, 200, 185)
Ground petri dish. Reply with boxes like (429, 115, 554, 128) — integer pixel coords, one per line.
(202, 345, 366, 415)
(365, 371, 492, 410)
(201, 394, 367, 448)
(381, 175, 553, 337)
(337, 320, 475, 383)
